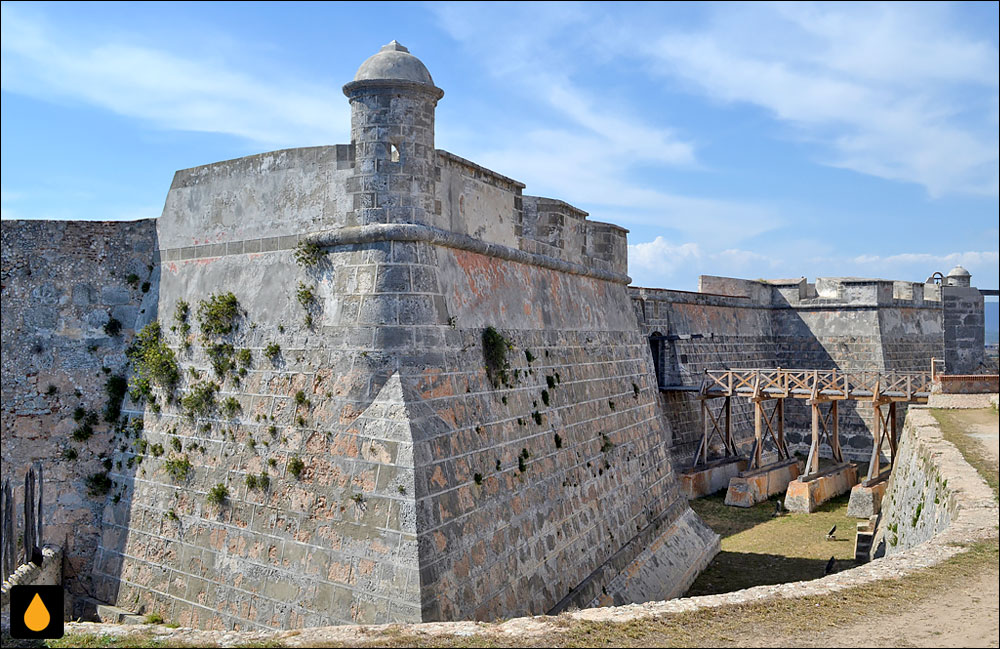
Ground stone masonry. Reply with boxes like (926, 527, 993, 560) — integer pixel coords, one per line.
(0, 41, 986, 630)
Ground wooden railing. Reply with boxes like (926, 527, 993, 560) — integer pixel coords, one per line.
(702, 368, 933, 402)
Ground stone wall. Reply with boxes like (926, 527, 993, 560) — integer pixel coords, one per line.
(1, 219, 158, 603)
(943, 285, 985, 374)
(877, 405, 996, 554)
(82, 138, 717, 631)
(632, 276, 949, 468)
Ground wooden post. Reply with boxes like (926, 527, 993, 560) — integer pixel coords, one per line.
(725, 396, 733, 456)
(754, 400, 763, 469)
(888, 402, 898, 467)
(868, 404, 882, 481)
(831, 400, 841, 463)
(777, 397, 787, 459)
(808, 401, 820, 476)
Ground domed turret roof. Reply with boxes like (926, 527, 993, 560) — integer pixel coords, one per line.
(353, 40, 434, 85)
(946, 265, 971, 277)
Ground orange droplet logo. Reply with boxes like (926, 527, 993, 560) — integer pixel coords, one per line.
(24, 592, 51, 632)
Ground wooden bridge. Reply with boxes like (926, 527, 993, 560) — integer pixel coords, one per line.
(689, 368, 934, 498)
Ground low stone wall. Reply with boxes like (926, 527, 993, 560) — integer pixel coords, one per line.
(877, 404, 997, 554)
(0, 544, 63, 624)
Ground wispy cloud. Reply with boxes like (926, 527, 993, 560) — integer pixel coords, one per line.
(638, 3, 999, 197)
(0, 4, 348, 147)
(430, 2, 786, 245)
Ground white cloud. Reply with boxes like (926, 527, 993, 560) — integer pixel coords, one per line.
(431, 2, 785, 245)
(639, 3, 999, 197)
(0, 4, 348, 147)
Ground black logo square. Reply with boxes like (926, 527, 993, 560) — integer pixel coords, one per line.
(9, 584, 64, 639)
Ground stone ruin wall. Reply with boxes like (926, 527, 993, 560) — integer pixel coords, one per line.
(0, 219, 158, 614)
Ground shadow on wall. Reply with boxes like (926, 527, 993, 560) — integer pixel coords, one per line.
(636, 294, 891, 469)
(0, 219, 159, 617)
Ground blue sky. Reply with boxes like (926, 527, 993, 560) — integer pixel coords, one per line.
(2, 1, 998, 292)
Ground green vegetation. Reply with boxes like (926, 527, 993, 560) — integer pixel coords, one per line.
(128, 321, 180, 397)
(221, 396, 242, 418)
(164, 455, 192, 482)
(686, 491, 857, 596)
(104, 374, 128, 423)
(196, 292, 240, 336)
(483, 326, 512, 388)
(181, 381, 219, 418)
(264, 342, 281, 363)
(294, 390, 310, 407)
(143, 612, 164, 625)
(554, 433, 562, 449)
(85, 471, 112, 496)
(170, 436, 182, 452)
(246, 471, 270, 491)
(294, 239, 324, 267)
(474, 473, 483, 486)
(600, 433, 614, 453)
(531, 410, 543, 425)
(104, 317, 123, 337)
(125, 272, 140, 288)
(61, 447, 78, 461)
(150, 443, 164, 457)
(296, 282, 316, 309)
(541, 389, 550, 406)
(207, 483, 229, 506)
(236, 348, 252, 369)
(287, 456, 305, 479)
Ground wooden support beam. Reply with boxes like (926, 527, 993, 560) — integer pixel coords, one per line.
(831, 400, 842, 464)
(868, 403, 883, 482)
(753, 400, 763, 469)
(808, 401, 820, 475)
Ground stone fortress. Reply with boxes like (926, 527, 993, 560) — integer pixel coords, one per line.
(0, 42, 987, 630)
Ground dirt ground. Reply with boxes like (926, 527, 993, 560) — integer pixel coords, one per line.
(766, 565, 999, 648)
(783, 407, 1000, 649)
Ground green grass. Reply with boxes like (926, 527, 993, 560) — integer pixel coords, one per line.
(684, 489, 857, 596)
(931, 408, 999, 500)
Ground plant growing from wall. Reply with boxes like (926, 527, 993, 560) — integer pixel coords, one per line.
(483, 326, 512, 388)
(180, 381, 219, 419)
(163, 455, 192, 482)
(207, 483, 229, 506)
(125, 273, 140, 289)
(128, 321, 180, 396)
(294, 240, 324, 267)
(150, 443, 164, 457)
(221, 396, 242, 418)
(264, 342, 281, 364)
(104, 374, 128, 423)
(196, 293, 240, 336)
(104, 317, 123, 337)
(86, 471, 112, 496)
(205, 342, 235, 377)
(541, 389, 550, 406)
(287, 456, 305, 479)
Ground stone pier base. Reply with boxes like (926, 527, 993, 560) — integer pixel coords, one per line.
(848, 477, 889, 518)
(784, 463, 858, 513)
(724, 458, 801, 508)
(679, 457, 748, 499)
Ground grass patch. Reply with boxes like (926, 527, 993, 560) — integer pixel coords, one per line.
(685, 490, 857, 596)
(931, 408, 999, 500)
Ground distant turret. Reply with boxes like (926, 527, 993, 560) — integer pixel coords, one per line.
(945, 265, 972, 287)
